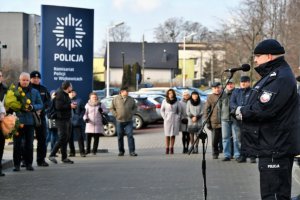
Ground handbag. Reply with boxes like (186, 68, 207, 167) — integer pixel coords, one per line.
(48, 118, 56, 129)
(101, 113, 109, 125)
(98, 103, 109, 125)
(33, 111, 41, 127)
(188, 124, 201, 133)
(181, 118, 188, 124)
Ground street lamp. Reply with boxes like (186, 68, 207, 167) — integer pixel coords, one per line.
(0, 41, 7, 69)
(183, 32, 196, 87)
(106, 21, 124, 97)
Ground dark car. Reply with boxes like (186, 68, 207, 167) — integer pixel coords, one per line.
(101, 95, 158, 133)
(102, 113, 117, 137)
(94, 87, 120, 100)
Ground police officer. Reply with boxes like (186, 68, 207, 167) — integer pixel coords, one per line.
(30, 71, 51, 167)
(235, 39, 300, 199)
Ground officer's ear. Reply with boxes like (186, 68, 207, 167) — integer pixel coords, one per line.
(267, 54, 274, 61)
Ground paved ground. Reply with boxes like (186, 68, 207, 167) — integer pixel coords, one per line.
(0, 124, 299, 200)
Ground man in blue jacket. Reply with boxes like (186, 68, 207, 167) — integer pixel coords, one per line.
(13, 72, 43, 172)
(235, 39, 300, 199)
(230, 76, 256, 163)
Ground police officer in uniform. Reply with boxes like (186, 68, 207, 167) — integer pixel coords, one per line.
(235, 39, 300, 199)
(30, 71, 51, 167)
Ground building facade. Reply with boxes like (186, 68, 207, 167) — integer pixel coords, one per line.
(178, 42, 225, 86)
(0, 12, 40, 72)
(105, 42, 178, 86)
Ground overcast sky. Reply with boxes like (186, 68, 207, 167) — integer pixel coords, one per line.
(0, 0, 242, 55)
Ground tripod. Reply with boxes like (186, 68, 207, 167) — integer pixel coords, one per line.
(188, 73, 234, 200)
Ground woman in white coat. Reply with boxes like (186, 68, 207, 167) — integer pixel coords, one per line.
(161, 89, 182, 154)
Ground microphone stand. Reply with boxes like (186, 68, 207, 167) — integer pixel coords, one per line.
(188, 72, 234, 200)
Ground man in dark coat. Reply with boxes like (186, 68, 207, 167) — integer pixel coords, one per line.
(68, 89, 86, 157)
(235, 39, 300, 200)
(48, 81, 76, 164)
(30, 71, 51, 167)
(230, 76, 256, 163)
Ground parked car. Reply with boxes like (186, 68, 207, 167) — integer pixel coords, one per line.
(130, 92, 164, 120)
(203, 88, 213, 95)
(138, 82, 153, 89)
(141, 94, 164, 120)
(101, 95, 158, 130)
(94, 87, 120, 100)
(138, 87, 183, 100)
(99, 111, 116, 137)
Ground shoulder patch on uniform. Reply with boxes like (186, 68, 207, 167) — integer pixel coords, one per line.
(270, 72, 277, 77)
(259, 91, 272, 103)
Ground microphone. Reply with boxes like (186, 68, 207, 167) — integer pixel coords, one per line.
(224, 64, 250, 72)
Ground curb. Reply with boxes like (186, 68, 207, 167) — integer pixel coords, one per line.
(2, 159, 13, 170)
(1, 148, 108, 171)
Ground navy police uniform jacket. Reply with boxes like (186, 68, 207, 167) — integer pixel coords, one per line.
(240, 56, 300, 158)
(31, 83, 50, 116)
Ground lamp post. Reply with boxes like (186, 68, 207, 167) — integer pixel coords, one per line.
(0, 41, 7, 69)
(183, 32, 196, 87)
(142, 34, 145, 84)
(106, 22, 124, 97)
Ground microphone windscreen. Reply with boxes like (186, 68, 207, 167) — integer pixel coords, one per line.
(242, 64, 250, 72)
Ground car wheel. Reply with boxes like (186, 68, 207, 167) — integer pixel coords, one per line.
(134, 115, 143, 129)
(103, 122, 116, 137)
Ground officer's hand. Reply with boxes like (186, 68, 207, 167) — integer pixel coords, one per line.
(235, 106, 243, 121)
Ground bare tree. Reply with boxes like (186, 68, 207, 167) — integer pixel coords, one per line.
(96, 23, 131, 57)
(217, 0, 271, 81)
(153, 17, 209, 42)
(154, 17, 183, 42)
(218, 0, 300, 77)
(110, 24, 131, 42)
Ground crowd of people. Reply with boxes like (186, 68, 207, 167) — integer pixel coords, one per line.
(0, 38, 300, 199)
(159, 39, 300, 199)
(0, 71, 120, 175)
(160, 76, 256, 164)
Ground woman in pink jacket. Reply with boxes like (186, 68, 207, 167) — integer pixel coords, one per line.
(83, 92, 107, 155)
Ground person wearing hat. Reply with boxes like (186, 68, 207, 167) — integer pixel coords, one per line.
(110, 86, 138, 157)
(203, 82, 222, 159)
(48, 81, 76, 164)
(235, 39, 300, 199)
(230, 76, 256, 163)
(30, 70, 51, 167)
(219, 79, 238, 161)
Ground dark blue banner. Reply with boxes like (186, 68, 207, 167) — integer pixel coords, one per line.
(41, 5, 94, 103)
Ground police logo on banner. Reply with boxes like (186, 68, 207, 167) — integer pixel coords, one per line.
(41, 5, 94, 103)
(260, 91, 272, 103)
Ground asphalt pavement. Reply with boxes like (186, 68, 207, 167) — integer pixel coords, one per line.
(0, 124, 299, 200)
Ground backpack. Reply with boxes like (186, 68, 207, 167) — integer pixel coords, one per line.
(46, 98, 57, 119)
